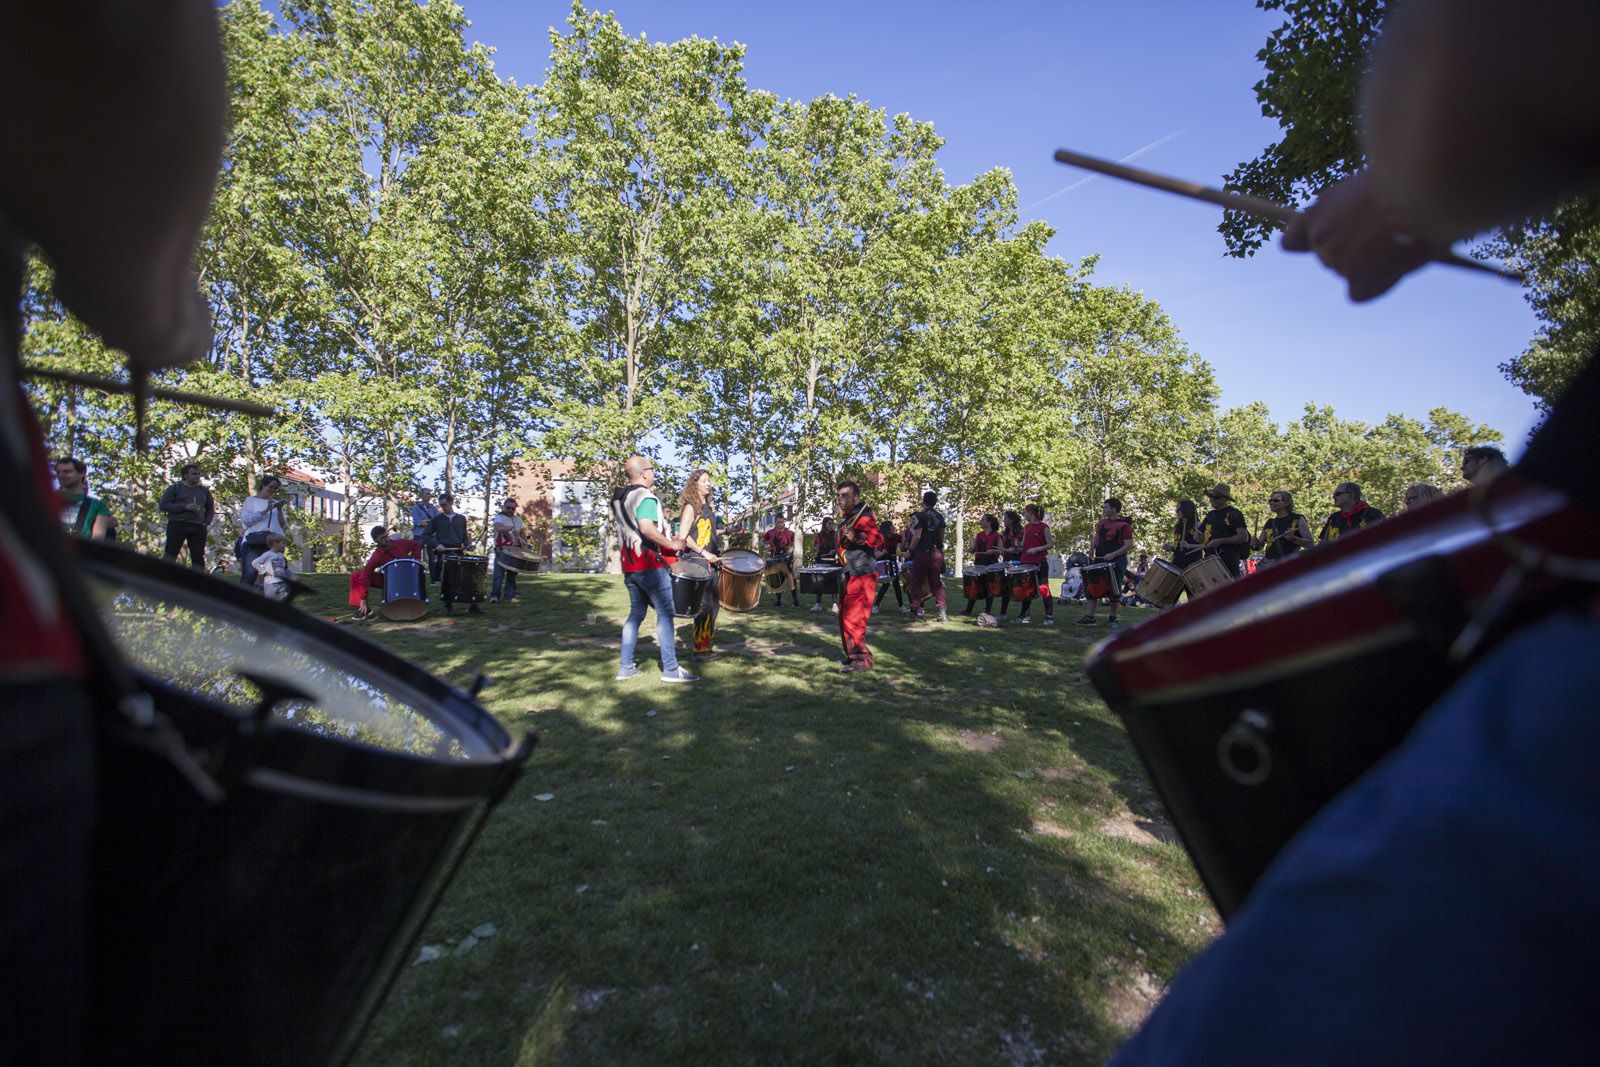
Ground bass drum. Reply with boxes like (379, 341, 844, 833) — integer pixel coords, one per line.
(1086, 475, 1600, 917)
(378, 557, 428, 621)
(79, 542, 532, 1065)
(670, 557, 711, 617)
(715, 549, 766, 612)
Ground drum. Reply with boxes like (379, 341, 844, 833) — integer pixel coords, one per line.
(876, 559, 895, 584)
(1182, 555, 1233, 597)
(443, 552, 488, 600)
(670, 557, 712, 617)
(1004, 563, 1038, 601)
(797, 563, 842, 596)
(78, 541, 531, 1064)
(984, 564, 1007, 598)
(496, 544, 541, 574)
(1085, 475, 1600, 918)
(715, 549, 766, 612)
(961, 566, 985, 600)
(764, 556, 795, 592)
(377, 557, 428, 621)
(1081, 562, 1118, 600)
(1136, 558, 1186, 609)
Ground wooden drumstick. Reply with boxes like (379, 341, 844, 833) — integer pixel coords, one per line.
(1051, 147, 1523, 284)
(22, 364, 278, 419)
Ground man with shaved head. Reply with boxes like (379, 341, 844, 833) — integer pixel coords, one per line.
(609, 456, 696, 682)
(1318, 481, 1384, 542)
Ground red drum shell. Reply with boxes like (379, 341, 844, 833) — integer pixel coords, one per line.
(1081, 562, 1117, 600)
(1085, 475, 1600, 917)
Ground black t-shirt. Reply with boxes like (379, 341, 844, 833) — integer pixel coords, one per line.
(1319, 504, 1384, 542)
(1262, 513, 1306, 561)
(1199, 506, 1248, 569)
(1172, 518, 1202, 568)
(913, 508, 946, 553)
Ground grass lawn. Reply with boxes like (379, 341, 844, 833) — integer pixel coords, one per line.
(291, 572, 1216, 1065)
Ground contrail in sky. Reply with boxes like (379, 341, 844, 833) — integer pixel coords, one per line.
(1024, 129, 1186, 211)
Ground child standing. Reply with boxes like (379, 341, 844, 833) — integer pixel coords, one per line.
(252, 532, 291, 601)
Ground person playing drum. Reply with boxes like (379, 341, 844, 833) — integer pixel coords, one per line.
(1076, 498, 1132, 628)
(1188, 484, 1249, 577)
(872, 516, 905, 614)
(995, 509, 1026, 619)
(676, 469, 723, 656)
(1015, 504, 1056, 625)
(810, 517, 839, 613)
(835, 479, 884, 672)
(761, 512, 799, 608)
(1318, 482, 1384, 542)
(961, 514, 1003, 617)
(350, 525, 423, 619)
(1254, 490, 1313, 565)
(429, 494, 482, 615)
(489, 497, 526, 604)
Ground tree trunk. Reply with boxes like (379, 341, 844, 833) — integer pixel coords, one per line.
(954, 511, 964, 578)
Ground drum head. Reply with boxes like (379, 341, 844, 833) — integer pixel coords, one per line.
(671, 557, 711, 580)
(719, 549, 765, 575)
(83, 544, 510, 763)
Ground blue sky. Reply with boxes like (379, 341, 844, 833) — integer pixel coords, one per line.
(457, 0, 1540, 451)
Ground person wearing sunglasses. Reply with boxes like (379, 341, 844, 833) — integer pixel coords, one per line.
(1318, 482, 1385, 543)
(1253, 491, 1313, 565)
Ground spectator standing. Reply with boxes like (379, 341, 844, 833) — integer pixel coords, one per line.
(53, 456, 111, 539)
(159, 462, 215, 570)
(237, 474, 287, 588)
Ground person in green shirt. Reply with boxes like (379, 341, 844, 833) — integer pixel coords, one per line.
(53, 457, 112, 539)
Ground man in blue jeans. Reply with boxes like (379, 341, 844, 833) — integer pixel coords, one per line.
(609, 455, 696, 683)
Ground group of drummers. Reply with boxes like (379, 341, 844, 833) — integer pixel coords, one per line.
(348, 490, 539, 621)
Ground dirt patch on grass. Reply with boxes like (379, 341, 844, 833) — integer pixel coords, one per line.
(725, 639, 813, 658)
(1039, 765, 1082, 782)
(952, 730, 1004, 753)
(1100, 812, 1179, 846)
(1030, 816, 1074, 841)
(1107, 970, 1164, 1030)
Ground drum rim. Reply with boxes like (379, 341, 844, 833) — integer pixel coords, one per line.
(78, 541, 526, 774)
(718, 548, 766, 575)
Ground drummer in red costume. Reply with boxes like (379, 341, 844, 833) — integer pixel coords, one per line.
(1015, 504, 1056, 625)
(834, 479, 884, 672)
(350, 525, 423, 619)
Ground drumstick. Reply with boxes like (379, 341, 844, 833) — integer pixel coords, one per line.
(1051, 148, 1523, 284)
(22, 365, 279, 419)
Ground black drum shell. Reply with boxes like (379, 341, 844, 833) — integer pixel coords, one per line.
(797, 564, 841, 596)
(80, 543, 529, 1065)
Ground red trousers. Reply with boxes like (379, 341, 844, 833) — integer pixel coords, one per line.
(349, 569, 380, 607)
(838, 572, 876, 668)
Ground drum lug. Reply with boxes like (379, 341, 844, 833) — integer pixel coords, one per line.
(1217, 709, 1274, 787)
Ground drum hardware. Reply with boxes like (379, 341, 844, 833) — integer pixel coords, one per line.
(1217, 710, 1274, 787)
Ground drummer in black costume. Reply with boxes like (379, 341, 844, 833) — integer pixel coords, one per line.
(1188, 484, 1249, 577)
(1254, 491, 1313, 565)
(429, 494, 482, 615)
(677, 469, 723, 657)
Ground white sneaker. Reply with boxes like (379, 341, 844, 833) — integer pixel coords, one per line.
(810, 603, 822, 612)
(1017, 616, 1031, 625)
(660, 666, 698, 683)
(871, 605, 879, 615)
(830, 602, 839, 614)
(615, 663, 641, 680)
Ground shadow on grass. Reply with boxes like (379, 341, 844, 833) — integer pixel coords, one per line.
(286, 575, 1209, 1065)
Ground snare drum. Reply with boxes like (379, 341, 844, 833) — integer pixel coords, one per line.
(961, 566, 985, 600)
(1004, 563, 1038, 601)
(984, 564, 1007, 598)
(1136, 558, 1186, 609)
(1086, 475, 1600, 917)
(670, 557, 712, 617)
(876, 559, 895, 584)
(496, 544, 541, 574)
(1182, 555, 1233, 598)
(79, 542, 531, 1064)
(377, 557, 428, 621)
(797, 563, 842, 596)
(1081, 562, 1118, 600)
(715, 549, 766, 612)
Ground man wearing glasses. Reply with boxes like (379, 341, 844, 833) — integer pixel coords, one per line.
(609, 456, 696, 683)
(1254, 491, 1312, 564)
(1318, 482, 1385, 543)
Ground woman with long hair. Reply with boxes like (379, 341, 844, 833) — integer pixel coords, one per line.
(963, 513, 1003, 616)
(812, 516, 838, 612)
(677, 469, 723, 656)
(1253, 490, 1313, 565)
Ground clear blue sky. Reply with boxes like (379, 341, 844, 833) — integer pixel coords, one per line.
(459, 0, 1541, 451)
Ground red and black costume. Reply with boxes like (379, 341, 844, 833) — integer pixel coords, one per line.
(836, 503, 884, 670)
(874, 525, 904, 609)
(1017, 519, 1055, 620)
(762, 526, 798, 606)
(963, 529, 1003, 615)
(348, 537, 423, 608)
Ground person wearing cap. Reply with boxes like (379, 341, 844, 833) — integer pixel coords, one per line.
(1186, 484, 1249, 576)
(1318, 482, 1385, 542)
